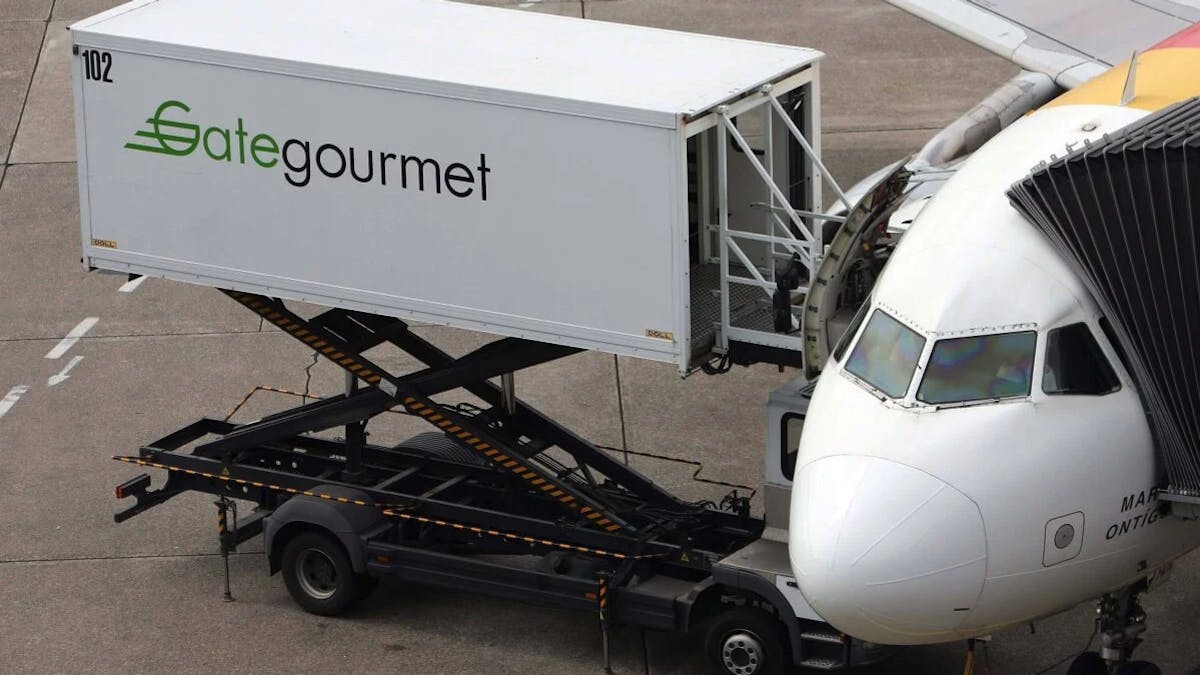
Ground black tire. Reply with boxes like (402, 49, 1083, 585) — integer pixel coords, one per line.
(281, 531, 362, 616)
(703, 606, 788, 675)
(396, 431, 487, 466)
(1118, 661, 1163, 675)
(355, 574, 380, 601)
(1066, 652, 1107, 675)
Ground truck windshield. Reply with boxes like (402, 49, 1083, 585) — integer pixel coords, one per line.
(845, 310, 925, 398)
(917, 331, 1036, 405)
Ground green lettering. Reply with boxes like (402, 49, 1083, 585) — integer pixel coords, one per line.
(235, 117, 248, 164)
(203, 126, 231, 161)
(125, 100, 200, 156)
(250, 133, 279, 168)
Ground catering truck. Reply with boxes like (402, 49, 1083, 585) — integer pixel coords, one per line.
(75, 0, 893, 672)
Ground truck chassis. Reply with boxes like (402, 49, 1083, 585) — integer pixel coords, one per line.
(113, 291, 880, 672)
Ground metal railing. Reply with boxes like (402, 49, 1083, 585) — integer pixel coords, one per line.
(712, 85, 847, 353)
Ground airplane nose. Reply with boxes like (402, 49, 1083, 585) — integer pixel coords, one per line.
(789, 455, 987, 645)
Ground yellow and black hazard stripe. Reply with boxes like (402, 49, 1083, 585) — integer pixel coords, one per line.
(223, 290, 626, 533)
(379, 510, 654, 561)
(114, 456, 653, 561)
(399, 396, 623, 533)
(597, 574, 610, 624)
(225, 291, 384, 385)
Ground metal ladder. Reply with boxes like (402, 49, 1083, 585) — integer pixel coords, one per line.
(710, 84, 850, 362)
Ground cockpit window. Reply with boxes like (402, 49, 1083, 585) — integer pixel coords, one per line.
(845, 310, 925, 398)
(832, 299, 870, 363)
(916, 331, 1036, 405)
(1043, 323, 1120, 395)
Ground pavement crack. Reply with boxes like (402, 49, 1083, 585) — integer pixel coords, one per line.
(0, 550, 264, 565)
(0, 328, 272, 343)
(3, 159, 78, 166)
(0, 4, 54, 195)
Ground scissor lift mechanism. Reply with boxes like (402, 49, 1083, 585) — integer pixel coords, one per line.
(114, 290, 765, 631)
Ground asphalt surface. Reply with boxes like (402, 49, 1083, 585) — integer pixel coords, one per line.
(1, 1, 1198, 673)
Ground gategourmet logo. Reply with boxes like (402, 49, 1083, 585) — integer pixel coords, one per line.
(125, 99, 492, 199)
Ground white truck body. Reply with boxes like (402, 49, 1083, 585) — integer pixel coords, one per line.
(71, 0, 822, 371)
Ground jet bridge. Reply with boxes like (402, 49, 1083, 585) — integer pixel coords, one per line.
(71, 0, 844, 374)
(1008, 97, 1200, 510)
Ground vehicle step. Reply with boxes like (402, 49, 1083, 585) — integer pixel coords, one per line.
(800, 629, 844, 644)
(797, 656, 844, 670)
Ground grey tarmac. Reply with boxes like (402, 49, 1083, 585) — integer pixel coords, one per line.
(1, 1, 1197, 673)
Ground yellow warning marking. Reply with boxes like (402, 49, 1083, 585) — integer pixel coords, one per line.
(118, 456, 644, 554)
(1044, 48, 1200, 112)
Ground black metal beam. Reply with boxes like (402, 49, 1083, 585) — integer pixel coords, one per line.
(383, 328, 690, 511)
(134, 446, 675, 558)
(397, 338, 581, 398)
(223, 291, 636, 533)
(197, 387, 394, 460)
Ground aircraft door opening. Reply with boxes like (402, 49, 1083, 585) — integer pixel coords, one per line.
(684, 73, 846, 372)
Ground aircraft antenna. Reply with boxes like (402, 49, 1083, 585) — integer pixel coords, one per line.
(1120, 50, 1140, 106)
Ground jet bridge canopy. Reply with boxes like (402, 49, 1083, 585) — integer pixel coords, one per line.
(71, 0, 837, 374)
(1008, 98, 1200, 502)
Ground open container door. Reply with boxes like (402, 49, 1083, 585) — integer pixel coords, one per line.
(681, 63, 846, 373)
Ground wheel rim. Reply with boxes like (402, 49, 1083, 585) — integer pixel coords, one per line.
(721, 630, 765, 675)
(296, 548, 338, 600)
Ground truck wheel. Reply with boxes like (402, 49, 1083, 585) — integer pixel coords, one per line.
(1117, 662, 1163, 675)
(281, 531, 364, 616)
(703, 606, 788, 675)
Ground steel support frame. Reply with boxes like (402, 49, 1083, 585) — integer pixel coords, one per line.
(711, 82, 846, 356)
(226, 291, 713, 519)
(116, 290, 761, 560)
(120, 419, 678, 558)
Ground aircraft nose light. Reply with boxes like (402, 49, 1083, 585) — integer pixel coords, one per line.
(789, 455, 987, 644)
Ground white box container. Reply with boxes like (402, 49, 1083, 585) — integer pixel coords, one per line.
(71, 0, 821, 370)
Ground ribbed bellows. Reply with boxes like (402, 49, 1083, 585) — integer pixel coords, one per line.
(1008, 98, 1200, 497)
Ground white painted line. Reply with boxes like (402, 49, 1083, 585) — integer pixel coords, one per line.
(0, 386, 29, 420)
(118, 275, 147, 293)
(518, 0, 542, 7)
(45, 317, 99, 359)
(48, 355, 84, 387)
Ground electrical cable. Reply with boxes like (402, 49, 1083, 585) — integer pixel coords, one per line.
(1031, 625, 1097, 675)
(592, 444, 753, 497)
(301, 352, 319, 404)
